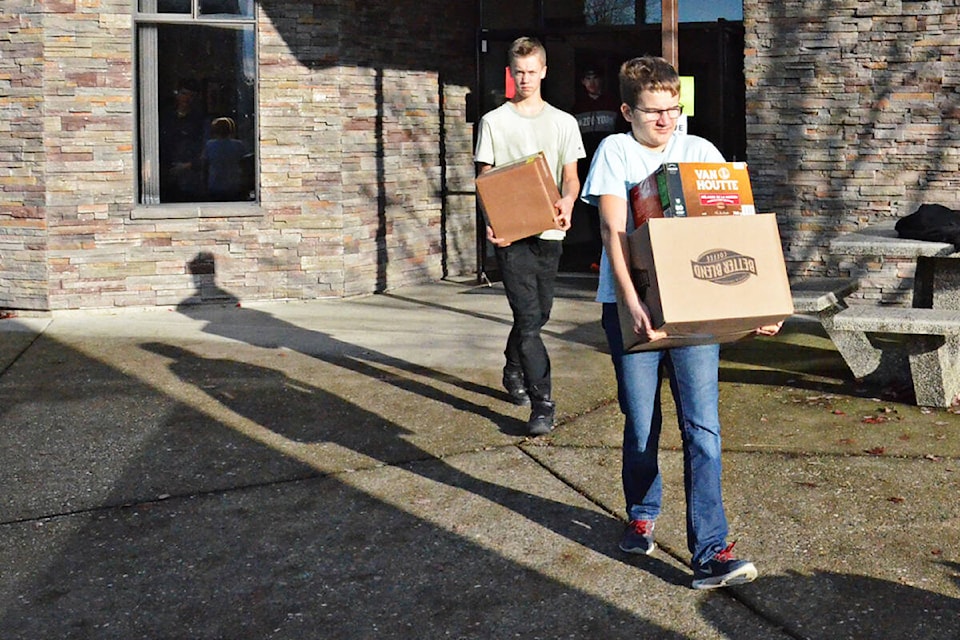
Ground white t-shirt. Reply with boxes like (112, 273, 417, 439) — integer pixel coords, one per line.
(580, 131, 725, 303)
(475, 102, 585, 240)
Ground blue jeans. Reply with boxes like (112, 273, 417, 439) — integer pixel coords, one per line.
(496, 237, 562, 397)
(601, 303, 729, 567)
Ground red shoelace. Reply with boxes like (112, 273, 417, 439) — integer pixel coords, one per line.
(629, 519, 654, 535)
(714, 541, 738, 562)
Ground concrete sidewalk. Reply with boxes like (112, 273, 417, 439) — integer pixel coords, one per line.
(1, 277, 958, 639)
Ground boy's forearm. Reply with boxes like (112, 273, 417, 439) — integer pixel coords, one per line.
(598, 198, 638, 306)
(560, 175, 580, 202)
(606, 231, 639, 308)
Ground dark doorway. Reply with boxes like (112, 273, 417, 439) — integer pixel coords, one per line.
(475, 20, 746, 280)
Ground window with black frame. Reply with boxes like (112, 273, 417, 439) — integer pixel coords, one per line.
(542, 1, 743, 27)
(135, 0, 256, 207)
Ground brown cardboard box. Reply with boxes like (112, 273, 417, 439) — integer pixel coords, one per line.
(629, 162, 756, 228)
(619, 214, 793, 352)
(476, 152, 561, 243)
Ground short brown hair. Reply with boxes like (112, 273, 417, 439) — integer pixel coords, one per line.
(619, 56, 680, 108)
(508, 37, 547, 68)
(210, 116, 236, 138)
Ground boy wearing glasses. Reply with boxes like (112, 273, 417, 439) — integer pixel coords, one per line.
(580, 56, 781, 589)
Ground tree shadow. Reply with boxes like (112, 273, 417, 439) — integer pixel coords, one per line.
(752, 5, 960, 292)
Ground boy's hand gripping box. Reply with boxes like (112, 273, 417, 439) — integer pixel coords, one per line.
(629, 162, 756, 228)
(618, 213, 793, 352)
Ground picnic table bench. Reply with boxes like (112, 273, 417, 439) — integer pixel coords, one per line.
(788, 276, 900, 387)
(814, 224, 960, 407)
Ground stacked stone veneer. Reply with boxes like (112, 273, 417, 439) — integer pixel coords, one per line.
(0, 1, 476, 310)
(1, 8, 49, 310)
(743, 1, 960, 305)
(853, 253, 921, 306)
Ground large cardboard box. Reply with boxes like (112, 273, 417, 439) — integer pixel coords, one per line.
(630, 162, 756, 228)
(619, 214, 793, 352)
(476, 152, 561, 243)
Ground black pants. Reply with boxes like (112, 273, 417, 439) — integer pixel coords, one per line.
(495, 237, 563, 397)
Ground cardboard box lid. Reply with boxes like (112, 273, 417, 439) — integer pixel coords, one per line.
(475, 152, 561, 243)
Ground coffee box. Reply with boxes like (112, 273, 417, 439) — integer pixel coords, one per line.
(629, 162, 756, 229)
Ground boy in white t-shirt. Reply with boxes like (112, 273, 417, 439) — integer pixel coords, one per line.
(581, 56, 782, 589)
(475, 37, 585, 436)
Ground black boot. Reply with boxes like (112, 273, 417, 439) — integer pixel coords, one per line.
(527, 399, 556, 436)
(502, 368, 530, 406)
(526, 383, 555, 436)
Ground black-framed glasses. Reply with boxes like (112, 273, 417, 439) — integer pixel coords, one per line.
(633, 104, 683, 120)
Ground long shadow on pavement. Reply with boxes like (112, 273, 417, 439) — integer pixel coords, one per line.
(0, 328, 697, 638)
(132, 340, 689, 573)
(177, 277, 530, 433)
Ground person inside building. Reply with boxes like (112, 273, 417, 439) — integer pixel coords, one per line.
(474, 36, 585, 436)
(572, 62, 623, 271)
(159, 78, 207, 202)
(202, 116, 249, 201)
(580, 55, 782, 589)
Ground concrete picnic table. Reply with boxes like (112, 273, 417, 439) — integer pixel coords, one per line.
(825, 222, 960, 407)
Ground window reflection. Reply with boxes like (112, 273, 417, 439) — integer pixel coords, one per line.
(145, 0, 254, 17)
(200, 0, 254, 17)
(154, 23, 256, 203)
(581, 0, 643, 26)
(155, 0, 190, 13)
(536, 0, 744, 27)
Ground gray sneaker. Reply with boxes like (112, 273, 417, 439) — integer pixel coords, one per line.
(619, 519, 656, 555)
(691, 542, 757, 590)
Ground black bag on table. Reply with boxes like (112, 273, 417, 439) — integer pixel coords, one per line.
(895, 203, 960, 249)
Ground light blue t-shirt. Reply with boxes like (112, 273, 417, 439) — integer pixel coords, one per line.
(580, 131, 725, 303)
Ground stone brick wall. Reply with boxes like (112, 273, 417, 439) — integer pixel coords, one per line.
(0, 0, 476, 311)
(14, 2, 959, 311)
(0, 7, 47, 310)
(43, 2, 137, 309)
(334, 2, 476, 296)
(744, 0, 960, 302)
